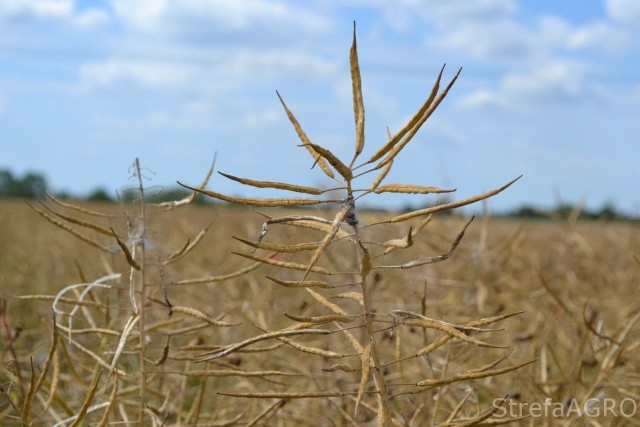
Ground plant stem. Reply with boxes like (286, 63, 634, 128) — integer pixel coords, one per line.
(354, 226, 392, 425)
(134, 158, 147, 425)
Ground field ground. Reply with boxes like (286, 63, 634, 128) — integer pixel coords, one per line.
(1, 199, 639, 425)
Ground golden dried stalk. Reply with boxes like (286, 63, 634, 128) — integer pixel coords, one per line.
(402, 319, 505, 348)
(265, 275, 334, 289)
(45, 191, 114, 217)
(350, 22, 365, 160)
(370, 160, 393, 190)
(232, 251, 331, 275)
(38, 201, 116, 236)
(377, 216, 473, 268)
(173, 262, 261, 285)
(375, 67, 462, 169)
(68, 370, 103, 427)
(170, 306, 239, 327)
(219, 171, 323, 195)
(415, 359, 535, 389)
(415, 311, 524, 357)
(178, 182, 324, 207)
(111, 228, 141, 270)
(276, 90, 335, 178)
(305, 288, 348, 316)
(307, 143, 353, 181)
(14, 295, 105, 309)
(368, 64, 446, 163)
(390, 176, 522, 223)
(177, 370, 299, 378)
(300, 204, 350, 283)
(234, 236, 321, 253)
(27, 202, 116, 253)
(323, 364, 355, 373)
(196, 328, 333, 361)
(34, 317, 58, 394)
(383, 227, 413, 255)
(156, 155, 215, 207)
(20, 357, 36, 424)
(373, 184, 455, 195)
(284, 313, 355, 324)
(355, 343, 372, 416)
(218, 391, 347, 399)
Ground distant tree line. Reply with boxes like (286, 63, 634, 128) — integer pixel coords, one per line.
(0, 168, 636, 220)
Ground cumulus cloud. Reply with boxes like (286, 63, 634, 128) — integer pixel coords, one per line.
(80, 49, 338, 90)
(110, 0, 332, 42)
(0, 0, 108, 28)
(220, 51, 338, 78)
(606, 0, 640, 25)
(80, 58, 196, 87)
(458, 61, 602, 110)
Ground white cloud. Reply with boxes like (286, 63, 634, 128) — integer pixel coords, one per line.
(457, 88, 501, 109)
(110, 0, 331, 38)
(0, 0, 108, 28)
(433, 20, 535, 61)
(606, 0, 640, 25)
(459, 61, 599, 110)
(0, 0, 73, 18)
(80, 58, 196, 87)
(241, 108, 280, 127)
(567, 21, 630, 53)
(221, 51, 338, 78)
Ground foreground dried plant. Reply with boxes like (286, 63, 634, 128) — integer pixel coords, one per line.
(8, 25, 638, 427)
(176, 25, 528, 425)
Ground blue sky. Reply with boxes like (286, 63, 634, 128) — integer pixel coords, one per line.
(1, 0, 639, 214)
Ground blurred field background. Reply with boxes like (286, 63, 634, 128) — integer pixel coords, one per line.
(1, 197, 639, 424)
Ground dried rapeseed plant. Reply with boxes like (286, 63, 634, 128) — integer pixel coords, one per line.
(179, 23, 527, 426)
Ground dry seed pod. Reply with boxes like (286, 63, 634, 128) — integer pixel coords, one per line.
(350, 22, 365, 159)
(383, 227, 413, 255)
(232, 251, 331, 275)
(219, 171, 324, 195)
(368, 64, 446, 164)
(390, 176, 521, 223)
(300, 203, 350, 283)
(355, 342, 372, 416)
(265, 276, 334, 289)
(234, 236, 321, 253)
(276, 91, 335, 178)
(374, 67, 462, 170)
(307, 143, 353, 181)
(178, 182, 323, 207)
(373, 184, 455, 195)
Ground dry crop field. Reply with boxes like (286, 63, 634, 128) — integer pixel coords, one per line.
(1, 197, 639, 426)
(2, 29, 640, 427)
